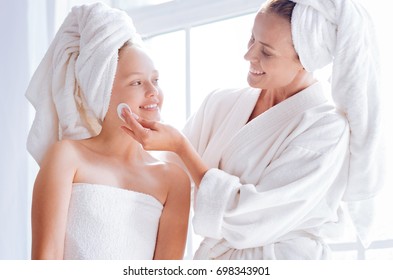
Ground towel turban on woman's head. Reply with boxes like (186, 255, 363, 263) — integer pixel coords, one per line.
(26, 2, 143, 165)
(289, 0, 384, 246)
(290, 0, 383, 202)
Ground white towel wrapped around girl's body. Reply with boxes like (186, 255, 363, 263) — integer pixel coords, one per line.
(64, 183, 163, 260)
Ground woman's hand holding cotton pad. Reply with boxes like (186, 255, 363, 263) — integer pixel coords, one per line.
(117, 103, 131, 122)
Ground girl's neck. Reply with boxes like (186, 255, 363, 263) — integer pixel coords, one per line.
(88, 123, 148, 163)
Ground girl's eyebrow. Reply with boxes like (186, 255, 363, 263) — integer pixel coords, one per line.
(126, 71, 143, 76)
(126, 70, 159, 78)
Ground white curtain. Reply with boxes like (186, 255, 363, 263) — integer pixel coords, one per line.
(0, 0, 55, 260)
(0, 0, 31, 260)
(0, 0, 113, 260)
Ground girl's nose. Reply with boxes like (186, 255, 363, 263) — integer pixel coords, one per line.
(145, 84, 159, 97)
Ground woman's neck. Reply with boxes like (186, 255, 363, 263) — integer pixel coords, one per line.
(249, 72, 317, 122)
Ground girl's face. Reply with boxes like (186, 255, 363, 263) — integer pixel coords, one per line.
(111, 45, 163, 122)
(244, 11, 304, 90)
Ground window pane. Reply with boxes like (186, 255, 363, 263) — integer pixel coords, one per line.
(190, 14, 254, 114)
(331, 250, 358, 260)
(366, 248, 393, 260)
(146, 31, 186, 129)
(117, 0, 174, 10)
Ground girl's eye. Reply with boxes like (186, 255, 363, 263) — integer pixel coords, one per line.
(131, 81, 142, 86)
(153, 78, 159, 85)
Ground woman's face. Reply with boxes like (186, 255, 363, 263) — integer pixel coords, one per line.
(244, 11, 303, 89)
(111, 45, 163, 121)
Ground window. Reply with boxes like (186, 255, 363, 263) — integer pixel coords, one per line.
(189, 15, 253, 113)
(146, 14, 254, 128)
(145, 31, 187, 128)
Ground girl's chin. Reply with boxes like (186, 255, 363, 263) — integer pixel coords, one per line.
(140, 111, 161, 122)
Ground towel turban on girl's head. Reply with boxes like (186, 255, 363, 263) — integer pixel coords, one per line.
(26, 2, 143, 165)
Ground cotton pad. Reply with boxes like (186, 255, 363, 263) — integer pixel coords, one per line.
(117, 103, 131, 122)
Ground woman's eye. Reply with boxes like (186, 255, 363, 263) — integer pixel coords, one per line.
(262, 50, 272, 57)
(153, 78, 159, 85)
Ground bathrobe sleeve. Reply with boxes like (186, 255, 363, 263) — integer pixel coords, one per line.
(193, 113, 350, 249)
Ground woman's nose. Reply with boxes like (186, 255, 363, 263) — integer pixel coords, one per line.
(244, 44, 256, 62)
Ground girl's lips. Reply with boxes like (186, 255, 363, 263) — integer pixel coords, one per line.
(140, 103, 158, 110)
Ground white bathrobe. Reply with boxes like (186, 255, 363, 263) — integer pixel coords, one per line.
(186, 82, 350, 259)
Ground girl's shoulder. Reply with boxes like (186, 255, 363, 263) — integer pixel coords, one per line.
(40, 139, 81, 166)
(57, 138, 102, 160)
(155, 161, 190, 194)
(154, 160, 189, 183)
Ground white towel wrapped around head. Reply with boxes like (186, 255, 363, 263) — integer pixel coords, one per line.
(290, 0, 384, 247)
(290, 0, 384, 202)
(26, 2, 143, 165)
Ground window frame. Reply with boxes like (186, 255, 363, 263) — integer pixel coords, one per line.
(124, 0, 264, 38)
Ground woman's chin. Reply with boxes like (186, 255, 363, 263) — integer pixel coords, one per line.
(247, 75, 264, 89)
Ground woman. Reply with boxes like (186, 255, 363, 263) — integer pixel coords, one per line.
(27, 3, 190, 260)
(121, 0, 383, 259)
